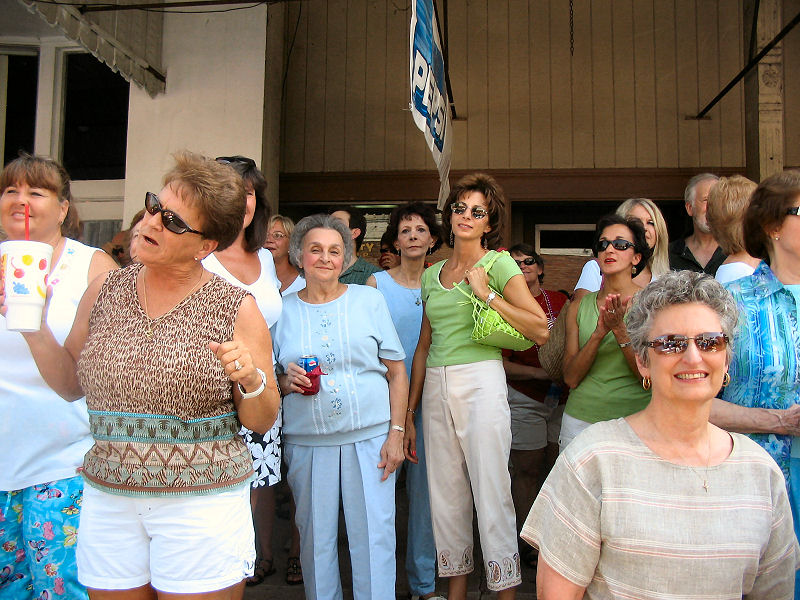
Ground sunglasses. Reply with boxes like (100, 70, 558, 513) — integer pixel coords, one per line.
(451, 201, 488, 220)
(596, 239, 635, 252)
(514, 257, 538, 267)
(647, 332, 728, 355)
(267, 231, 287, 240)
(786, 207, 800, 216)
(215, 156, 257, 169)
(145, 192, 204, 236)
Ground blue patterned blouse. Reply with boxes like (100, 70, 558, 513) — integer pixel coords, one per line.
(722, 261, 800, 486)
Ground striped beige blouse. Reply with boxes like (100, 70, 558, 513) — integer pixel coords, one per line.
(522, 418, 799, 599)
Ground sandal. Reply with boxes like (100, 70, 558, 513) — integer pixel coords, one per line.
(246, 558, 275, 586)
(285, 555, 303, 585)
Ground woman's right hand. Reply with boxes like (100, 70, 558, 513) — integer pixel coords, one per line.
(403, 412, 418, 463)
(283, 362, 312, 394)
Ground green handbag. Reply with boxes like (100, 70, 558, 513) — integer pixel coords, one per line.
(455, 251, 535, 352)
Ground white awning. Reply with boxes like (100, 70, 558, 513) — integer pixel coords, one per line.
(19, 0, 165, 96)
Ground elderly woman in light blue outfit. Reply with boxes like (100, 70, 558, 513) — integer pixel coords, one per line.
(711, 170, 800, 599)
(271, 214, 408, 600)
(367, 202, 443, 600)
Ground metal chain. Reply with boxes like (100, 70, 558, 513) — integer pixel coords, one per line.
(569, 0, 574, 56)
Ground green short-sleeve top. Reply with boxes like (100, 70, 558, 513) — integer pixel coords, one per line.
(421, 250, 522, 367)
(564, 292, 651, 423)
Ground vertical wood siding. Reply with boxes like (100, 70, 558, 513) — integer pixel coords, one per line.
(281, 0, 751, 173)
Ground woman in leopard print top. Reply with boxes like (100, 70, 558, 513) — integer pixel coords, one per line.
(2, 151, 281, 599)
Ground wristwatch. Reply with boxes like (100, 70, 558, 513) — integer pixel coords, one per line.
(486, 291, 497, 305)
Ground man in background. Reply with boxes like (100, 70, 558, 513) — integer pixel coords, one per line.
(330, 205, 381, 284)
(669, 173, 727, 275)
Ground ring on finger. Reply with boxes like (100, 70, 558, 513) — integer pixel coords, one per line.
(608, 309, 616, 314)
(234, 359, 242, 371)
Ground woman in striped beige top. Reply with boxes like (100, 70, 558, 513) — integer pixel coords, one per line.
(523, 270, 799, 600)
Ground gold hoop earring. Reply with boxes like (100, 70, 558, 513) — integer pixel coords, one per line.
(642, 377, 651, 391)
(722, 372, 730, 387)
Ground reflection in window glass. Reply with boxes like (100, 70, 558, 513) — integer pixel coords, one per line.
(62, 53, 128, 180)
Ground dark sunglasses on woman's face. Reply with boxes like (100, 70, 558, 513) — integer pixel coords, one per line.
(144, 192, 204, 236)
(647, 332, 728, 355)
(596, 239, 635, 252)
(514, 257, 537, 267)
(451, 201, 488, 220)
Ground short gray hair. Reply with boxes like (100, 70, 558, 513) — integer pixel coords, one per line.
(684, 173, 719, 208)
(627, 271, 738, 366)
(289, 213, 354, 274)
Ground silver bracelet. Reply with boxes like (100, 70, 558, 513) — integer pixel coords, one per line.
(618, 341, 631, 348)
(238, 368, 267, 399)
(391, 424, 405, 433)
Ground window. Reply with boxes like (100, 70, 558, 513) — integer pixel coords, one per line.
(61, 52, 129, 180)
(1, 52, 38, 165)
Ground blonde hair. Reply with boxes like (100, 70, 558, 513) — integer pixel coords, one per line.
(615, 198, 669, 277)
(706, 175, 757, 255)
(269, 214, 296, 237)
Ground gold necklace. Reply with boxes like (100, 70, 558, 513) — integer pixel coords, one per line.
(141, 267, 204, 339)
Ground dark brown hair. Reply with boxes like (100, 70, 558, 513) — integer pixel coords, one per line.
(163, 150, 245, 252)
(0, 153, 80, 239)
(442, 173, 506, 249)
(216, 156, 270, 253)
(743, 170, 800, 261)
(384, 201, 443, 254)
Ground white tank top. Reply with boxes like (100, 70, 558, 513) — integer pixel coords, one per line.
(0, 238, 98, 490)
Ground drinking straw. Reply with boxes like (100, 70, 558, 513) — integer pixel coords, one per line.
(24, 204, 30, 240)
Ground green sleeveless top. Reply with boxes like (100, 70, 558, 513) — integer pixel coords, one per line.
(564, 292, 651, 423)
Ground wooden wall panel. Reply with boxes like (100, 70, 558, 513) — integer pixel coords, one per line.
(487, 1, 510, 168)
(633, 1, 658, 166)
(530, 0, 552, 167)
(303, 3, 326, 171)
(466, 0, 489, 167)
(786, 0, 800, 167)
(383, 2, 406, 169)
(653, 0, 679, 166)
(591, 0, 615, 168)
(612, 0, 636, 167)
(280, 0, 753, 175)
(364, 0, 387, 171)
(344, 0, 367, 171)
(571, 0, 594, 168)
(508, 0, 531, 168)
(281, 2, 307, 172)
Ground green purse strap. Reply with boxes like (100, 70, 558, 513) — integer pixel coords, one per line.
(452, 250, 507, 302)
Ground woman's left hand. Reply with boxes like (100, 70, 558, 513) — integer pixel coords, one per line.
(378, 430, 405, 482)
(209, 340, 262, 392)
(464, 266, 491, 302)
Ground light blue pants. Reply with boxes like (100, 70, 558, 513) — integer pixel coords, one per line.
(789, 457, 800, 599)
(405, 409, 436, 597)
(0, 475, 88, 600)
(284, 435, 396, 600)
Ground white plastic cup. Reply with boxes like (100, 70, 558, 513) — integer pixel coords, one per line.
(1, 240, 54, 332)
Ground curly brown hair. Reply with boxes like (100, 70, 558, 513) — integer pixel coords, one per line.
(441, 173, 506, 249)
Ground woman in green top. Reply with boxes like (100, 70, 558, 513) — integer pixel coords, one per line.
(405, 173, 549, 600)
(561, 214, 652, 452)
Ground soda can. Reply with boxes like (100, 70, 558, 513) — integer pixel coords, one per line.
(298, 355, 319, 374)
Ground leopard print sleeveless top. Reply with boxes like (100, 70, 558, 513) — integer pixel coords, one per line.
(77, 263, 254, 496)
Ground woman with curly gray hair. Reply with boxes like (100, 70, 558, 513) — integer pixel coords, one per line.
(270, 213, 409, 600)
(523, 270, 799, 600)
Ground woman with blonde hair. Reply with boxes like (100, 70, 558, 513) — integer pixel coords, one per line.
(574, 198, 668, 299)
(706, 175, 760, 284)
(265, 214, 304, 295)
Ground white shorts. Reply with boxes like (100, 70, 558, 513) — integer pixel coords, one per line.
(77, 483, 255, 593)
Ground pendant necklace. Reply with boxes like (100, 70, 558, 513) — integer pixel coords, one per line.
(141, 267, 204, 339)
(675, 435, 712, 492)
